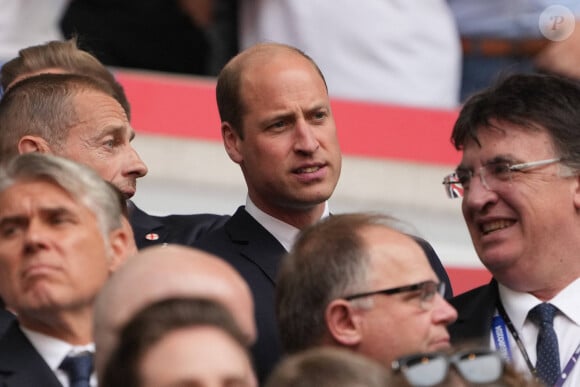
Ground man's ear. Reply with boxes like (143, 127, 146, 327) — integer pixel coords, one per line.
(222, 122, 243, 164)
(573, 174, 580, 211)
(18, 135, 52, 155)
(325, 299, 363, 347)
(107, 223, 133, 274)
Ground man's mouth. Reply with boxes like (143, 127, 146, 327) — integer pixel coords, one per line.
(481, 220, 515, 235)
(295, 166, 321, 174)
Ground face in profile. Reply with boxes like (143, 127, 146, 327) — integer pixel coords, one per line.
(354, 226, 457, 365)
(139, 325, 255, 387)
(224, 48, 342, 216)
(59, 90, 148, 199)
(0, 180, 120, 323)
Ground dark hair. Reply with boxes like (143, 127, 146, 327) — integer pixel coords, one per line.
(100, 297, 250, 387)
(0, 73, 123, 164)
(276, 213, 403, 354)
(265, 347, 394, 387)
(216, 43, 327, 139)
(452, 73, 580, 171)
(0, 37, 130, 118)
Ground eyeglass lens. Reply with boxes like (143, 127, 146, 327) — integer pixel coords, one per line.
(399, 351, 503, 386)
(419, 282, 444, 310)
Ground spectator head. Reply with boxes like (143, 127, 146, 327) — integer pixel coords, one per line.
(391, 345, 542, 387)
(447, 74, 580, 297)
(0, 73, 147, 198)
(0, 153, 131, 341)
(277, 213, 457, 366)
(0, 37, 130, 118)
(100, 297, 256, 387)
(94, 244, 256, 378)
(265, 347, 394, 387)
(215, 43, 341, 228)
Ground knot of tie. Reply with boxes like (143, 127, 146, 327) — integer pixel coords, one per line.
(59, 352, 93, 387)
(529, 302, 558, 325)
(528, 303, 560, 386)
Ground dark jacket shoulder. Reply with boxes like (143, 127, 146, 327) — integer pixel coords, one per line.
(129, 203, 229, 249)
(0, 322, 62, 386)
(449, 279, 499, 345)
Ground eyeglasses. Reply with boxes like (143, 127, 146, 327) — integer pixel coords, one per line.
(343, 280, 444, 311)
(392, 348, 504, 386)
(442, 158, 562, 199)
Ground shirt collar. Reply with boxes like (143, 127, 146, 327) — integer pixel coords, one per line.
(20, 327, 95, 371)
(245, 196, 329, 251)
(499, 277, 580, 328)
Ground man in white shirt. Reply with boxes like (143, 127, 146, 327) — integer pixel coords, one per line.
(0, 153, 132, 386)
(445, 73, 580, 386)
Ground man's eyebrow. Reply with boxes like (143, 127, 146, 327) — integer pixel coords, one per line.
(0, 215, 27, 228)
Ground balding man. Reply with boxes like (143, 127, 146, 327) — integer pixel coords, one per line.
(93, 244, 256, 380)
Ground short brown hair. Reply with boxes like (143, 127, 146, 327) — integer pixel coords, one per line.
(1, 37, 130, 118)
(100, 297, 250, 387)
(0, 73, 122, 163)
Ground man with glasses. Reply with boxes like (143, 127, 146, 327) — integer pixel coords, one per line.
(276, 213, 457, 368)
(442, 73, 580, 386)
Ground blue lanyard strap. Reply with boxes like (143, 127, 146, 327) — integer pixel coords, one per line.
(493, 300, 580, 387)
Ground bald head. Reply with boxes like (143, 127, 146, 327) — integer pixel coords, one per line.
(216, 42, 327, 138)
(93, 245, 256, 377)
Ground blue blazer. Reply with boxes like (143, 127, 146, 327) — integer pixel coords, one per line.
(0, 322, 62, 387)
(129, 203, 229, 249)
(195, 206, 454, 383)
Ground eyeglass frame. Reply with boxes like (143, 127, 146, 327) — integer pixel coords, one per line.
(442, 157, 563, 199)
(343, 280, 445, 311)
(391, 348, 505, 386)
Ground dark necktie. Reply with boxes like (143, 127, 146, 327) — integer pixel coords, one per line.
(528, 303, 560, 386)
(59, 352, 93, 387)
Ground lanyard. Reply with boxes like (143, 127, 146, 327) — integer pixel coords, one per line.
(492, 300, 580, 387)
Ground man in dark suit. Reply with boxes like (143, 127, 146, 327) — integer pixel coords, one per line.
(0, 39, 229, 251)
(443, 74, 580, 386)
(194, 42, 453, 382)
(0, 153, 132, 385)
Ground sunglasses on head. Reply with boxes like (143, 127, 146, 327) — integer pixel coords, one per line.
(392, 348, 504, 386)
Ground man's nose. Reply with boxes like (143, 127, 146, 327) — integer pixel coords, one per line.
(126, 147, 148, 178)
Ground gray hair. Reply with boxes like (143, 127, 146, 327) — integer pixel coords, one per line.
(0, 153, 123, 242)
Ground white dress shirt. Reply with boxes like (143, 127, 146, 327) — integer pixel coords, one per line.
(245, 196, 329, 252)
(21, 327, 97, 387)
(491, 278, 580, 385)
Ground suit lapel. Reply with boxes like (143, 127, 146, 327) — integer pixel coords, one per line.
(129, 202, 169, 248)
(0, 322, 63, 387)
(450, 279, 499, 343)
(225, 207, 286, 284)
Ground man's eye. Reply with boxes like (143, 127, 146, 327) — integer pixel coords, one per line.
(0, 226, 16, 237)
(456, 171, 471, 185)
(488, 163, 511, 176)
(313, 111, 327, 120)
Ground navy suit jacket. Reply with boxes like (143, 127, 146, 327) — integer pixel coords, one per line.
(129, 203, 229, 249)
(194, 206, 454, 383)
(0, 322, 62, 387)
(0, 309, 15, 339)
(194, 206, 283, 383)
(448, 279, 499, 345)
